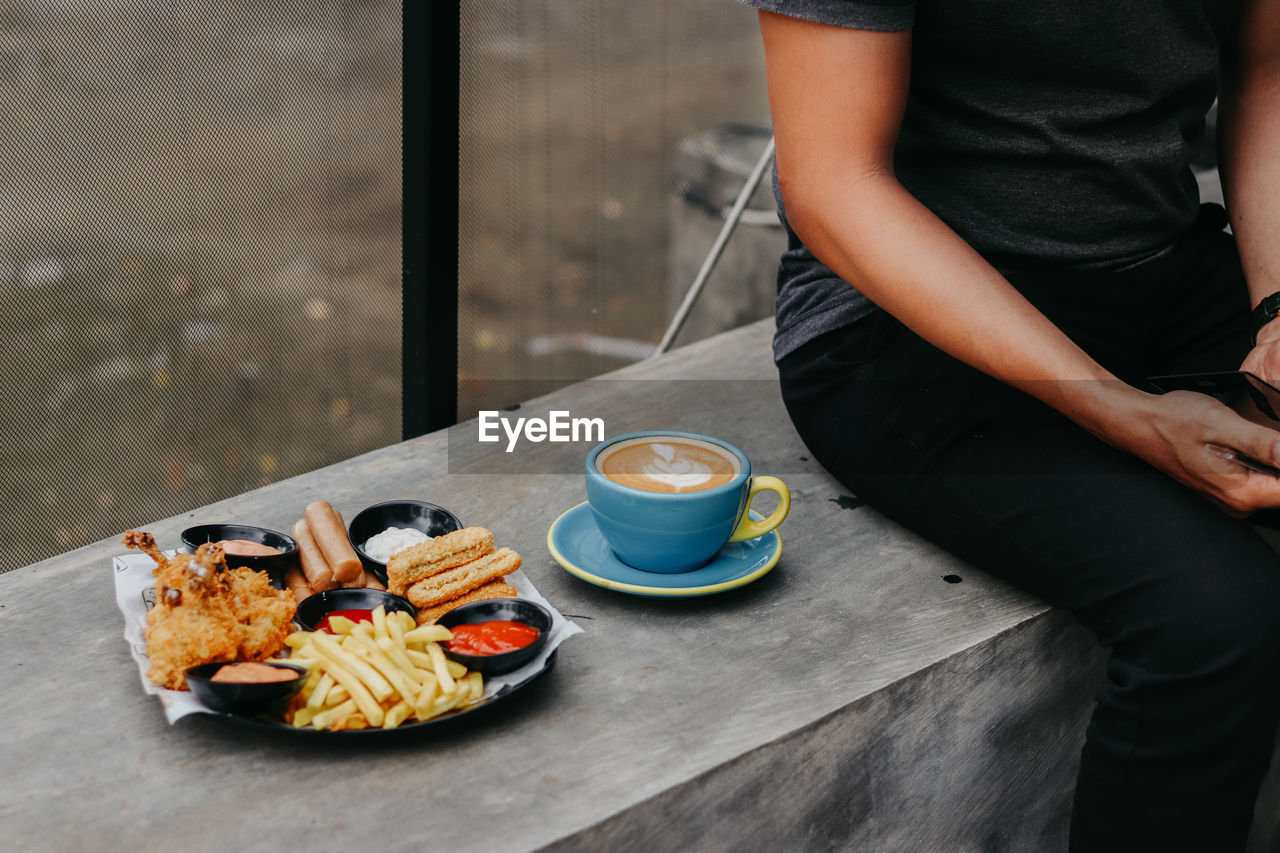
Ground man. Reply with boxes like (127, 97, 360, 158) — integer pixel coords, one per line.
(745, 1, 1280, 848)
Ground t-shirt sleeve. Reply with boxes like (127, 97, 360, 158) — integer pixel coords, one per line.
(737, 0, 914, 32)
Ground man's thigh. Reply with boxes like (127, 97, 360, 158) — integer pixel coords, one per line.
(781, 324, 1280, 646)
(871, 419, 1280, 655)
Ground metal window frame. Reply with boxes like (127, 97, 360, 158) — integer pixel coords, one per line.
(403, 2, 460, 439)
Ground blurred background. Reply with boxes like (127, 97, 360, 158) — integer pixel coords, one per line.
(456, 2, 774, 415)
(2, 1, 775, 574)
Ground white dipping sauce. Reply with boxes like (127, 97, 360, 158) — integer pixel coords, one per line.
(362, 526, 431, 563)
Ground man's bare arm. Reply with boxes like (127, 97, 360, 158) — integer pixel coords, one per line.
(1222, 0, 1280, 371)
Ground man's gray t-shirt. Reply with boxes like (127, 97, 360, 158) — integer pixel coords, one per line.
(741, 0, 1241, 360)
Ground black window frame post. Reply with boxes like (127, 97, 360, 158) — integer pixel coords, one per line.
(403, 1, 460, 439)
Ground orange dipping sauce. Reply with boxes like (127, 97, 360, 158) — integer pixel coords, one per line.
(211, 662, 298, 683)
(446, 621, 540, 656)
(216, 539, 282, 556)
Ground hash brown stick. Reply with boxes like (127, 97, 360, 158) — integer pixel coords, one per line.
(283, 566, 312, 603)
(341, 569, 369, 589)
(305, 500, 363, 584)
(386, 527, 495, 595)
(406, 547, 521, 609)
(415, 580, 518, 625)
(292, 518, 338, 592)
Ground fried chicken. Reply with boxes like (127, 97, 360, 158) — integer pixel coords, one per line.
(224, 566, 296, 661)
(123, 530, 297, 690)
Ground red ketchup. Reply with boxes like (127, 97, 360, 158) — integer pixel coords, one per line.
(446, 620, 540, 656)
(315, 609, 375, 634)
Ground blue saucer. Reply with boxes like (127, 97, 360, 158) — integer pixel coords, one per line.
(546, 502, 782, 598)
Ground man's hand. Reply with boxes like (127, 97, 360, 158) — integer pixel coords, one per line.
(1104, 387, 1280, 516)
(1240, 320, 1280, 387)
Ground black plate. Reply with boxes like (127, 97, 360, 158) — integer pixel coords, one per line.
(438, 598, 553, 676)
(348, 500, 464, 585)
(294, 588, 417, 632)
(199, 650, 557, 737)
(185, 661, 308, 714)
(180, 523, 298, 587)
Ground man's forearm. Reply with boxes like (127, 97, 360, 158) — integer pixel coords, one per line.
(783, 170, 1157, 440)
(1218, 0, 1280, 308)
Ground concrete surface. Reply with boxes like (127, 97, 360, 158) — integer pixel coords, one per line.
(3, 319, 1277, 852)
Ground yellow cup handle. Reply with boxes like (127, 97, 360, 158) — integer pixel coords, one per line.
(727, 476, 791, 543)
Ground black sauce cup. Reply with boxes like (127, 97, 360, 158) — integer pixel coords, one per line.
(437, 598, 552, 676)
(294, 587, 418, 632)
(180, 523, 298, 586)
(347, 500, 463, 585)
(184, 662, 308, 716)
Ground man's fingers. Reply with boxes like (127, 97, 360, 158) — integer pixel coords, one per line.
(1223, 424, 1280, 474)
(1202, 443, 1280, 513)
(1142, 389, 1280, 513)
(1205, 492, 1251, 519)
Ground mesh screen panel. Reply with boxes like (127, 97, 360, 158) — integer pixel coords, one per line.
(457, 0, 769, 417)
(1, 1, 402, 573)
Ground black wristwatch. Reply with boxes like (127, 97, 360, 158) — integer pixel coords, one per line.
(1252, 291, 1280, 345)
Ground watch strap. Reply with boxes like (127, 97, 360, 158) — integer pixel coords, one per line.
(1251, 291, 1280, 346)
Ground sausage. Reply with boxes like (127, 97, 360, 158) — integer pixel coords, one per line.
(303, 500, 363, 584)
(341, 567, 381, 590)
(292, 518, 338, 592)
(283, 566, 312, 603)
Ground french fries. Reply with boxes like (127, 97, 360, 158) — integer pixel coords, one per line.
(283, 606, 483, 731)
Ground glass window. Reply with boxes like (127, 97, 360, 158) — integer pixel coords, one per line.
(1, 2, 402, 574)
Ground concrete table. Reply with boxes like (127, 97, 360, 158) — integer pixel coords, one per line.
(5, 320, 1276, 852)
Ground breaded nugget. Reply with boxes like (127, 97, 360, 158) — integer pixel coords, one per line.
(406, 547, 521, 609)
(387, 526, 495, 595)
(414, 580, 519, 625)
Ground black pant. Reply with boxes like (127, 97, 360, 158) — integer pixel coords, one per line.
(777, 206, 1280, 851)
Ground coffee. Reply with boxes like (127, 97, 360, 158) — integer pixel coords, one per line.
(586, 430, 791, 572)
(597, 436, 739, 494)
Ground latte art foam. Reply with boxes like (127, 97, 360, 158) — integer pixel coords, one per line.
(598, 437, 739, 494)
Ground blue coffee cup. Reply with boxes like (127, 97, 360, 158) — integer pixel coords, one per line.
(585, 430, 790, 573)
